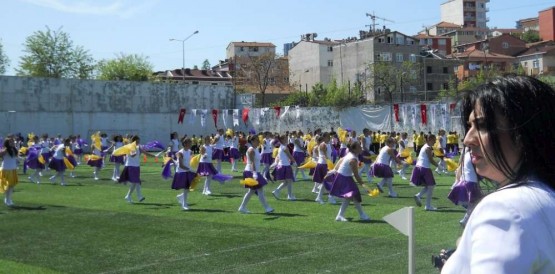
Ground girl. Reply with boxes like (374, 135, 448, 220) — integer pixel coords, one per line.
(271, 134, 297, 200)
(358, 129, 374, 182)
(372, 137, 403, 198)
(228, 131, 240, 172)
(328, 141, 370, 221)
(291, 131, 308, 180)
(435, 129, 448, 175)
(119, 135, 155, 203)
(26, 136, 44, 184)
(212, 129, 225, 173)
(314, 133, 336, 204)
(167, 132, 180, 159)
(260, 132, 274, 182)
(410, 134, 439, 211)
(396, 132, 410, 180)
(198, 136, 218, 196)
(106, 135, 125, 182)
(173, 137, 196, 210)
(0, 138, 19, 206)
(87, 139, 104, 180)
(49, 138, 70, 186)
(238, 135, 274, 214)
(74, 134, 86, 165)
(447, 147, 482, 226)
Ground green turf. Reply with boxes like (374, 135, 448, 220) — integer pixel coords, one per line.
(0, 157, 465, 273)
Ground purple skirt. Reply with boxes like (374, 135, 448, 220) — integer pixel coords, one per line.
(358, 150, 373, 164)
(212, 149, 224, 161)
(171, 171, 197, 190)
(74, 148, 83, 155)
(87, 158, 103, 168)
(110, 155, 125, 164)
(26, 158, 45, 170)
(197, 162, 218, 176)
(339, 148, 348, 158)
(260, 153, 274, 165)
(274, 165, 295, 181)
(243, 171, 268, 190)
(448, 180, 482, 205)
(410, 166, 436, 186)
(312, 163, 328, 183)
(118, 166, 141, 184)
(293, 151, 306, 166)
(41, 152, 52, 162)
(101, 146, 109, 157)
(329, 173, 362, 203)
(370, 163, 394, 178)
(309, 168, 315, 176)
(48, 158, 66, 172)
(67, 155, 77, 167)
(229, 148, 240, 160)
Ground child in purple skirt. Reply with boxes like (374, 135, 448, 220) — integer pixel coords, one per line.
(119, 135, 155, 203)
(271, 134, 297, 200)
(447, 147, 482, 226)
(198, 136, 218, 196)
(105, 135, 125, 182)
(49, 138, 71, 186)
(173, 137, 196, 210)
(372, 137, 403, 197)
(238, 135, 274, 214)
(87, 141, 104, 180)
(410, 134, 439, 211)
(314, 133, 337, 204)
(228, 131, 241, 172)
(329, 141, 370, 221)
(212, 129, 225, 174)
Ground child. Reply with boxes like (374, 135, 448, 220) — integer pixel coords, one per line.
(313, 133, 336, 204)
(119, 135, 155, 203)
(447, 147, 482, 226)
(271, 134, 297, 200)
(291, 131, 308, 180)
(198, 136, 218, 196)
(167, 132, 180, 159)
(238, 135, 274, 214)
(173, 137, 196, 210)
(260, 132, 274, 182)
(0, 138, 19, 206)
(87, 139, 104, 180)
(372, 137, 403, 198)
(228, 131, 241, 172)
(106, 135, 125, 182)
(410, 134, 439, 211)
(48, 138, 70, 186)
(328, 141, 370, 221)
(26, 136, 44, 184)
(396, 132, 410, 180)
(212, 129, 225, 173)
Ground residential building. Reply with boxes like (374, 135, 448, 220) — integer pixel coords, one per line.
(423, 21, 462, 36)
(153, 68, 233, 86)
(287, 35, 339, 92)
(491, 28, 522, 38)
(449, 45, 515, 81)
(442, 27, 489, 48)
(226, 41, 276, 59)
(539, 6, 555, 41)
(454, 33, 527, 57)
(440, 0, 490, 29)
(517, 17, 539, 32)
(516, 41, 555, 76)
(413, 33, 453, 55)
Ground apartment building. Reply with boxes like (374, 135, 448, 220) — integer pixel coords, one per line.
(440, 0, 490, 29)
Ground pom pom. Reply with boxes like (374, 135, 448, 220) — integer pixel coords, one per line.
(240, 178, 259, 187)
(299, 160, 317, 169)
(190, 154, 200, 169)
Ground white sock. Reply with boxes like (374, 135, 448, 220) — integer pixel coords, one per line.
(239, 189, 254, 209)
(337, 199, 350, 218)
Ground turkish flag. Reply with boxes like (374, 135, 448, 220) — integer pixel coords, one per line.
(242, 108, 249, 124)
(449, 103, 457, 113)
(421, 104, 427, 125)
(273, 106, 281, 117)
(393, 104, 399, 122)
(212, 109, 218, 128)
(178, 108, 186, 124)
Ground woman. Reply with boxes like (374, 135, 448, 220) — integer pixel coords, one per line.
(442, 75, 555, 273)
(328, 141, 370, 222)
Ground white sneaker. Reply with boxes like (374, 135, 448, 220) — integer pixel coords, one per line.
(70, 173, 76, 178)
(182, 205, 189, 211)
(272, 190, 280, 200)
(94, 177, 99, 181)
(315, 198, 325, 205)
(204, 190, 212, 196)
(265, 207, 274, 214)
(176, 194, 184, 205)
(335, 216, 348, 222)
(111, 177, 118, 182)
(401, 176, 408, 180)
(61, 182, 67, 186)
(414, 195, 422, 207)
(360, 214, 371, 221)
(287, 195, 297, 201)
(328, 196, 337, 204)
(388, 192, 398, 198)
(124, 196, 133, 203)
(425, 206, 437, 211)
(238, 207, 250, 214)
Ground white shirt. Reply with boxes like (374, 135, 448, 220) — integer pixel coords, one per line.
(442, 180, 555, 274)
(293, 138, 304, 153)
(277, 145, 291, 166)
(416, 143, 432, 168)
(125, 148, 141, 167)
(1, 153, 17, 170)
(200, 145, 213, 163)
(170, 139, 179, 152)
(175, 149, 191, 172)
(337, 152, 357, 176)
(245, 147, 260, 172)
(262, 139, 273, 154)
(317, 143, 331, 164)
(52, 144, 65, 160)
(213, 134, 224, 150)
(376, 146, 392, 165)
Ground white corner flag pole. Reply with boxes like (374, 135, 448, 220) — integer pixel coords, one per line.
(383, 206, 415, 274)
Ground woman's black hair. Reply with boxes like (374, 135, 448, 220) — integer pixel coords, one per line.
(3, 138, 17, 158)
(460, 75, 555, 189)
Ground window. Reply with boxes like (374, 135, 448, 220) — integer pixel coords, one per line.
(387, 37, 393, 44)
(523, 61, 528, 67)
(396, 53, 403, 62)
(426, 83, 433, 91)
(409, 54, 417, 63)
(419, 39, 426, 45)
(328, 60, 333, 67)
(409, 86, 417, 92)
(502, 42, 509, 49)
(192, 81, 199, 85)
(378, 38, 385, 43)
(443, 83, 449, 90)
(443, 67, 449, 73)
(396, 37, 404, 45)
(327, 46, 333, 52)
(438, 39, 446, 46)
(533, 60, 539, 68)
(426, 66, 432, 73)
(382, 52, 392, 61)
(240, 47, 244, 52)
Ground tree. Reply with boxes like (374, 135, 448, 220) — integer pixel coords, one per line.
(241, 52, 277, 107)
(97, 53, 153, 81)
(201, 59, 211, 70)
(521, 30, 541, 43)
(0, 39, 9, 75)
(17, 27, 94, 79)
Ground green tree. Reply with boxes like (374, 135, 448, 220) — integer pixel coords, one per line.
(521, 30, 541, 43)
(97, 53, 153, 81)
(17, 27, 94, 79)
(201, 59, 211, 70)
(0, 39, 9, 75)
(241, 52, 277, 107)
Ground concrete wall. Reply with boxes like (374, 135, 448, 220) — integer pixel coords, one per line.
(0, 76, 235, 142)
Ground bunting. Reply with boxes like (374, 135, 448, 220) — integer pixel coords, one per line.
(420, 104, 427, 125)
(393, 104, 400, 122)
(178, 108, 186, 124)
(233, 109, 239, 126)
(273, 106, 281, 117)
(222, 109, 228, 128)
(200, 109, 207, 127)
(188, 109, 196, 124)
(212, 109, 218, 128)
(295, 105, 301, 119)
(242, 108, 249, 125)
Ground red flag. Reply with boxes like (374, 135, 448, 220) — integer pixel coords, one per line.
(212, 109, 218, 128)
(177, 108, 186, 124)
(449, 103, 456, 113)
(393, 104, 399, 122)
(273, 106, 281, 117)
(420, 104, 427, 125)
(242, 108, 249, 124)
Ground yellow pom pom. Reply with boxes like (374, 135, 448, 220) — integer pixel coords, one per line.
(400, 148, 411, 158)
(299, 160, 317, 169)
(190, 175, 201, 190)
(190, 154, 200, 169)
(405, 155, 414, 165)
(445, 158, 458, 172)
(326, 159, 334, 170)
(113, 142, 137, 156)
(369, 188, 380, 197)
(240, 178, 259, 187)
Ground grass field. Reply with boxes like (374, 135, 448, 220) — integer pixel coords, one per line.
(0, 156, 467, 274)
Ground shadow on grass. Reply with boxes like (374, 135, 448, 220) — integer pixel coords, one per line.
(208, 193, 243, 198)
(262, 212, 307, 220)
(430, 208, 465, 213)
(8, 205, 47, 211)
(188, 208, 229, 213)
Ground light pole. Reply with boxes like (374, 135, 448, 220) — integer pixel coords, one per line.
(170, 30, 199, 82)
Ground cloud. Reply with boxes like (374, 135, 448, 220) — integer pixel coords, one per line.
(19, 0, 159, 18)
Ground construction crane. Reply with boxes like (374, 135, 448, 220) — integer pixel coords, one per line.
(366, 12, 394, 33)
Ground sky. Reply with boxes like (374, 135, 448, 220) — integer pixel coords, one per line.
(1, 0, 554, 76)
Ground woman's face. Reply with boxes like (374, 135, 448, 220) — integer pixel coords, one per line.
(463, 103, 521, 185)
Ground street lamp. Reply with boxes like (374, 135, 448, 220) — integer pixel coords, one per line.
(170, 30, 199, 82)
